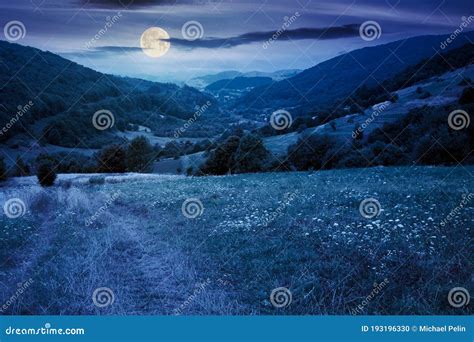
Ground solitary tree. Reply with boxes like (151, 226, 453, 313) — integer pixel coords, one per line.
(37, 162, 57, 187)
(199, 136, 241, 175)
(126, 136, 155, 173)
(232, 134, 269, 173)
(0, 157, 7, 182)
(96, 145, 127, 173)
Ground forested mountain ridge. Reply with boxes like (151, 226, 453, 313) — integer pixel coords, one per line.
(234, 31, 474, 118)
(0, 40, 221, 147)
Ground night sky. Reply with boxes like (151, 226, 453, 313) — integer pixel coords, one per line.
(1, 0, 473, 83)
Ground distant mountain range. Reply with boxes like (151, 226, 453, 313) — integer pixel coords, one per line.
(234, 31, 474, 117)
(187, 69, 301, 89)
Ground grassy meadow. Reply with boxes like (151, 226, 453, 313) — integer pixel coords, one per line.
(0, 166, 472, 315)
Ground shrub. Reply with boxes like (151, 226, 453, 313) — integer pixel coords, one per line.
(37, 162, 57, 187)
(89, 176, 106, 185)
(0, 157, 7, 182)
(370, 142, 405, 166)
(337, 150, 369, 168)
(126, 136, 155, 173)
(232, 134, 269, 173)
(200, 136, 240, 175)
(96, 144, 127, 173)
(14, 156, 30, 176)
(288, 135, 338, 171)
(459, 87, 474, 104)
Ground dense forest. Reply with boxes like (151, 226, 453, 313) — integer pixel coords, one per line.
(0, 41, 222, 148)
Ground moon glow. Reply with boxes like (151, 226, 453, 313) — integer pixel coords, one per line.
(140, 27, 170, 58)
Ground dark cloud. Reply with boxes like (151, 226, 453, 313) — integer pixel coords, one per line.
(173, 25, 361, 48)
(86, 24, 361, 54)
(79, 0, 199, 8)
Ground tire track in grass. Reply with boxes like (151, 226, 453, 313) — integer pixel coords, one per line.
(96, 201, 207, 314)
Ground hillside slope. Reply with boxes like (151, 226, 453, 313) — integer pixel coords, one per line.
(235, 31, 474, 117)
(0, 41, 221, 147)
(264, 64, 474, 156)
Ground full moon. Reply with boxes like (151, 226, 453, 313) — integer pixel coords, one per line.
(140, 27, 170, 58)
